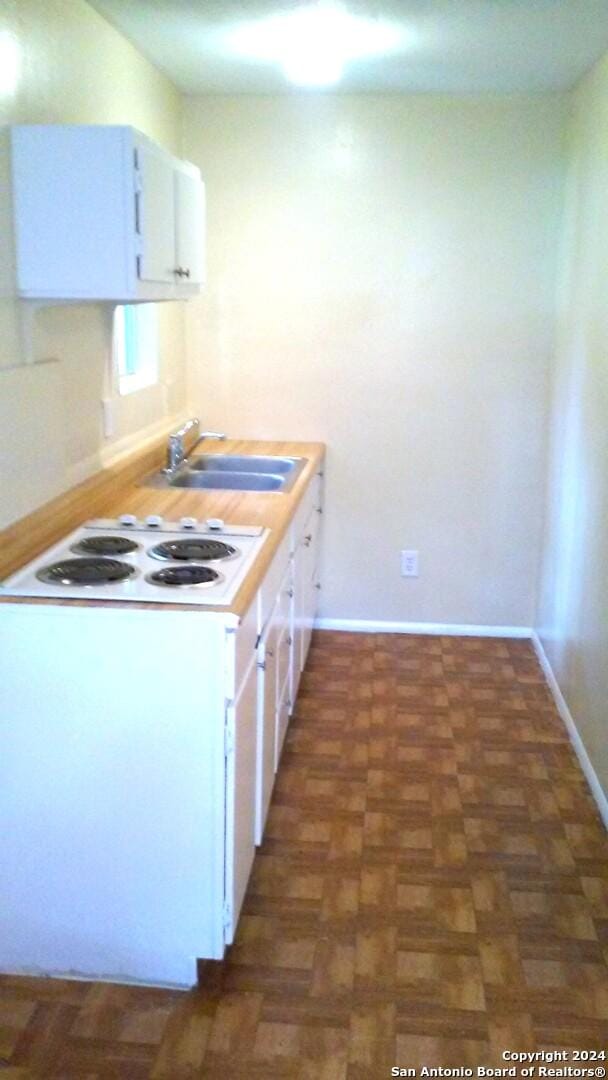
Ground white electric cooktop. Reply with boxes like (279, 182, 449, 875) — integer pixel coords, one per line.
(2, 515, 269, 606)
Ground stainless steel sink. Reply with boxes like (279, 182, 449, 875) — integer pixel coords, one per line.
(143, 454, 307, 493)
(170, 471, 286, 491)
(188, 454, 298, 475)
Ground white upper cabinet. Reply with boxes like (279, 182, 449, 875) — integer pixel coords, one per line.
(9, 124, 205, 302)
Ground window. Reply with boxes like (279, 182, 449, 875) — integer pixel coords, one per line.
(113, 304, 159, 395)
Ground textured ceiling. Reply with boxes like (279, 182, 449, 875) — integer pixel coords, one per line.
(89, 0, 608, 94)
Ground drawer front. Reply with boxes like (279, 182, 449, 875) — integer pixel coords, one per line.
(258, 530, 291, 633)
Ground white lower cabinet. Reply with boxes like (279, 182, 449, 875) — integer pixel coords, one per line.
(253, 468, 324, 846)
(0, 465, 323, 989)
(291, 474, 323, 703)
(255, 562, 293, 843)
(224, 654, 258, 945)
(255, 612, 279, 845)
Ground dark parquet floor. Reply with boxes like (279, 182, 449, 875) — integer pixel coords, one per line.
(1, 631, 607, 1078)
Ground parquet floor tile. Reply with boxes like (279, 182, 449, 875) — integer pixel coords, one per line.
(1, 631, 607, 1078)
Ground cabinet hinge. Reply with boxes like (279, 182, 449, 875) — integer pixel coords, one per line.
(287, 635, 293, 647)
(316, 506, 323, 514)
(257, 660, 266, 672)
(223, 900, 232, 933)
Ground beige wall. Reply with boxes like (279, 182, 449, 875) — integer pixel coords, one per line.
(537, 54, 608, 792)
(183, 94, 565, 626)
(0, 0, 186, 527)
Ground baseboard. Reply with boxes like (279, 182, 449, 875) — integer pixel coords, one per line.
(531, 632, 608, 830)
(314, 618, 532, 639)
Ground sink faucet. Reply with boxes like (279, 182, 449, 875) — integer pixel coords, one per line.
(163, 419, 226, 475)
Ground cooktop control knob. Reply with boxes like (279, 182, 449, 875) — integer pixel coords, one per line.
(145, 515, 163, 528)
(180, 517, 198, 530)
(119, 514, 138, 528)
(206, 518, 224, 531)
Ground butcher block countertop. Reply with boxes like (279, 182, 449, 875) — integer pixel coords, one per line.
(0, 437, 326, 618)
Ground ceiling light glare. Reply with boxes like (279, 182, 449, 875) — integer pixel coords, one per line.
(0, 30, 21, 97)
(229, 2, 403, 88)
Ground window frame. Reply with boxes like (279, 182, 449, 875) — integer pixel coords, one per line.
(113, 303, 159, 397)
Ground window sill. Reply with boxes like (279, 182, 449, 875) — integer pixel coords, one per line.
(118, 373, 158, 397)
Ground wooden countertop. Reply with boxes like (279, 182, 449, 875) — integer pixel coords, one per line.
(0, 437, 325, 618)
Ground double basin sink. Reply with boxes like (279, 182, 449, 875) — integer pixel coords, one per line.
(149, 454, 307, 493)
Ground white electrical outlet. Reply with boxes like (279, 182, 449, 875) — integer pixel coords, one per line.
(401, 550, 419, 577)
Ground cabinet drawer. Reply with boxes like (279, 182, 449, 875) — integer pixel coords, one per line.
(258, 530, 291, 633)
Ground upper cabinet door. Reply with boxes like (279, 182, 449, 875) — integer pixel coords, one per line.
(174, 164, 205, 287)
(136, 142, 176, 285)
